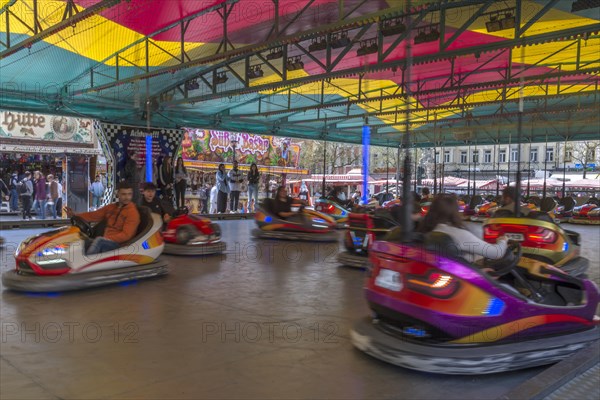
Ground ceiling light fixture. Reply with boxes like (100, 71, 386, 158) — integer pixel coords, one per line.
(247, 64, 264, 79)
(308, 37, 327, 52)
(356, 38, 378, 56)
(381, 18, 406, 37)
(266, 47, 284, 60)
(214, 71, 228, 85)
(286, 56, 304, 71)
(330, 31, 351, 48)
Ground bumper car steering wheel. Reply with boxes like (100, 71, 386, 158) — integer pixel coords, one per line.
(71, 216, 93, 237)
(484, 242, 522, 277)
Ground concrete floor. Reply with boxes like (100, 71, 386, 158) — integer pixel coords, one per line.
(1, 221, 598, 400)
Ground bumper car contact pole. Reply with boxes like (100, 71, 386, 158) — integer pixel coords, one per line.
(400, 0, 413, 243)
(514, 42, 526, 217)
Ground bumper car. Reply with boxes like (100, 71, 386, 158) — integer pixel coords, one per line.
(554, 196, 576, 222)
(483, 198, 587, 276)
(252, 199, 338, 242)
(351, 233, 599, 375)
(2, 206, 168, 292)
(338, 209, 400, 268)
(162, 212, 225, 256)
(461, 195, 482, 220)
(470, 196, 501, 222)
(314, 198, 350, 227)
(570, 198, 600, 225)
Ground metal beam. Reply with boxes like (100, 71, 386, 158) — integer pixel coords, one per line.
(162, 24, 600, 106)
(0, 0, 123, 59)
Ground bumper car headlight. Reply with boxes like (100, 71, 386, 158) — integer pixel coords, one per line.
(38, 258, 68, 267)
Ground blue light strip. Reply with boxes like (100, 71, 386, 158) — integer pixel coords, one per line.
(145, 134, 152, 182)
(362, 125, 370, 204)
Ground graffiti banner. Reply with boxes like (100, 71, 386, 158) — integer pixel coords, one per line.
(181, 129, 301, 169)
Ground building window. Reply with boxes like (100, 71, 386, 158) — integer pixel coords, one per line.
(530, 148, 538, 162)
(484, 150, 492, 163)
(444, 150, 451, 163)
(586, 149, 596, 161)
(460, 151, 467, 164)
(472, 150, 479, 163)
(511, 148, 519, 162)
(499, 149, 507, 163)
(435, 151, 440, 163)
(565, 149, 573, 162)
(546, 147, 554, 162)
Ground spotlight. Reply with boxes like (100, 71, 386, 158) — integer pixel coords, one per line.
(500, 13, 515, 30)
(356, 39, 378, 56)
(185, 79, 200, 90)
(247, 65, 264, 79)
(414, 27, 439, 44)
(214, 71, 228, 85)
(308, 37, 327, 52)
(286, 56, 304, 71)
(571, 0, 600, 12)
(486, 12, 516, 32)
(381, 18, 406, 37)
(330, 31, 351, 48)
(266, 47, 284, 60)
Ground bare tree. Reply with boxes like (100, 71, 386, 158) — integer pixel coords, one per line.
(567, 141, 600, 179)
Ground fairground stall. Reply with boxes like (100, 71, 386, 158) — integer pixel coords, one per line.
(0, 109, 100, 214)
(179, 128, 309, 212)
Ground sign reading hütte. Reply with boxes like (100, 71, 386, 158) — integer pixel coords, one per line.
(0, 110, 94, 145)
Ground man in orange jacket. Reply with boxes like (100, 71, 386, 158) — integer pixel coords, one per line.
(65, 182, 140, 255)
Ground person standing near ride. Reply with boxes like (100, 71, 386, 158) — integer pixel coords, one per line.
(140, 182, 175, 223)
(47, 174, 60, 219)
(90, 175, 105, 210)
(210, 184, 218, 214)
(19, 171, 34, 220)
(33, 171, 47, 220)
(159, 155, 174, 202)
(174, 157, 188, 210)
(216, 164, 230, 213)
(228, 160, 244, 213)
(419, 194, 508, 263)
(9, 171, 19, 212)
(65, 182, 140, 255)
(247, 163, 260, 209)
(124, 151, 141, 204)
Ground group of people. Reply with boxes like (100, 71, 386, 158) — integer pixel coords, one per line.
(215, 161, 261, 214)
(0, 171, 64, 220)
(153, 157, 262, 215)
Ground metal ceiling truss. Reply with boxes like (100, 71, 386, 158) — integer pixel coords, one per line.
(157, 24, 600, 110)
(0, 0, 123, 59)
(69, 0, 414, 96)
(227, 65, 600, 120)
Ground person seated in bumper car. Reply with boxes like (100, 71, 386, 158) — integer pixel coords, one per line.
(140, 182, 175, 224)
(494, 186, 531, 217)
(419, 194, 508, 263)
(273, 186, 306, 222)
(65, 182, 140, 255)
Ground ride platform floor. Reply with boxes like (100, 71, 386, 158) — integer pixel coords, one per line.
(1, 222, 599, 400)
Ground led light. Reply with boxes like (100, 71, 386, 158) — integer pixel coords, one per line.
(403, 327, 429, 337)
(563, 242, 569, 252)
(482, 297, 505, 316)
(142, 241, 150, 250)
(265, 216, 272, 223)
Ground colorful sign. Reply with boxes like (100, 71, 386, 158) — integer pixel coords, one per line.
(181, 128, 301, 169)
(0, 110, 94, 144)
